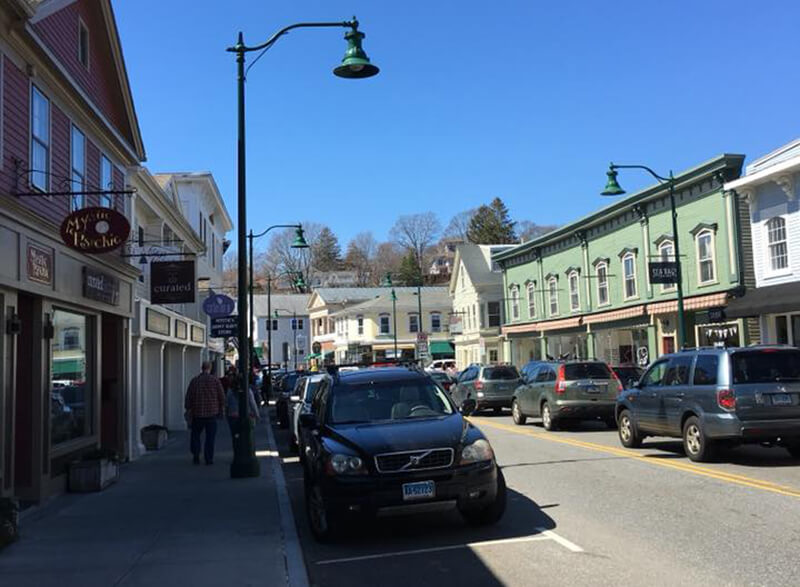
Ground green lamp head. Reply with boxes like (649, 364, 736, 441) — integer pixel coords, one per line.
(601, 165, 626, 196)
(390, 288, 397, 302)
(381, 272, 393, 287)
(294, 274, 307, 291)
(291, 226, 309, 249)
(333, 21, 380, 79)
(273, 310, 279, 318)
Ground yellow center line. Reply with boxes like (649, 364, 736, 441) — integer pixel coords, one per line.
(470, 417, 800, 499)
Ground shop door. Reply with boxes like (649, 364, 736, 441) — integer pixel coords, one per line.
(100, 313, 122, 454)
(13, 294, 35, 496)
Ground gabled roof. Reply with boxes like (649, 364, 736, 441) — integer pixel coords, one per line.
(449, 243, 513, 294)
(252, 294, 311, 317)
(154, 172, 233, 232)
(330, 288, 451, 317)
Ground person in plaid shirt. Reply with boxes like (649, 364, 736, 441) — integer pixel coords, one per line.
(185, 361, 226, 465)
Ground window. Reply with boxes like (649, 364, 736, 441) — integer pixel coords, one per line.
(487, 301, 501, 327)
(766, 217, 788, 272)
(622, 253, 637, 299)
(641, 360, 668, 387)
(138, 226, 144, 247)
(664, 356, 693, 386)
(78, 19, 89, 68)
(596, 263, 609, 306)
(696, 230, 715, 284)
(297, 319, 304, 330)
(99, 155, 113, 207)
(431, 313, 441, 333)
(379, 314, 390, 335)
(70, 125, 85, 211)
(659, 241, 676, 292)
(51, 309, 91, 445)
(31, 86, 50, 191)
(568, 271, 580, 311)
(357, 315, 364, 335)
(548, 278, 558, 316)
(489, 349, 498, 363)
(527, 282, 536, 318)
(211, 234, 216, 268)
(510, 286, 520, 321)
(272, 319, 278, 331)
(409, 313, 420, 333)
(472, 305, 477, 329)
(693, 355, 719, 385)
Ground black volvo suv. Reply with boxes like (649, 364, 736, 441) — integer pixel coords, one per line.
(297, 365, 506, 541)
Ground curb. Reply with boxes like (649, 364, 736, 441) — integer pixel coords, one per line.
(264, 408, 310, 587)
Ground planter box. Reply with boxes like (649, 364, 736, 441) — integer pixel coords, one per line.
(68, 459, 119, 493)
(141, 427, 168, 451)
(0, 498, 19, 549)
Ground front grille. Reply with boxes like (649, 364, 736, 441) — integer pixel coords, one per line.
(375, 448, 454, 473)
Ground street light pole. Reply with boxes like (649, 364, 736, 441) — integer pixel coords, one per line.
(392, 288, 398, 359)
(602, 164, 687, 349)
(226, 18, 378, 479)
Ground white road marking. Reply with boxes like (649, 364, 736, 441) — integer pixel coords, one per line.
(255, 449, 279, 458)
(315, 530, 583, 565)
(282, 456, 300, 464)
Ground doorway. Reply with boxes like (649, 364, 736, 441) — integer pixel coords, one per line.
(100, 313, 123, 454)
(13, 294, 35, 496)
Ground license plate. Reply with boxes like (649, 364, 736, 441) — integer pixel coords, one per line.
(585, 385, 600, 394)
(772, 393, 792, 406)
(402, 480, 435, 501)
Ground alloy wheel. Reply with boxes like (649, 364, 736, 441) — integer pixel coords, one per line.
(685, 424, 701, 455)
(619, 415, 632, 443)
(542, 404, 551, 429)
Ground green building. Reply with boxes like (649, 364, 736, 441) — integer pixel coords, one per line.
(494, 154, 756, 367)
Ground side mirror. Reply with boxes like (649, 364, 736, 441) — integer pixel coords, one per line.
(290, 395, 300, 402)
(632, 380, 642, 389)
(461, 398, 477, 416)
(299, 413, 318, 429)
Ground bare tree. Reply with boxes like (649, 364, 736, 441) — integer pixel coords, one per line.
(221, 248, 238, 292)
(518, 220, 558, 243)
(344, 231, 378, 286)
(372, 241, 405, 285)
(389, 212, 441, 282)
(259, 221, 323, 290)
(443, 208, 476, 242)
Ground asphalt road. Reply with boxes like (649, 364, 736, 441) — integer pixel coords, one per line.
(272, 410, 800, 587)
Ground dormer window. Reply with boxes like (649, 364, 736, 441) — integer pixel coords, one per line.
(78, 20, 89, 69)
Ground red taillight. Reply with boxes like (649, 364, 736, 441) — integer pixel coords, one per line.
(475, 380, 484, 391)
(717, 389, 736, 411)
(609, 365, 624, 393)
(555, 364, 567, 394)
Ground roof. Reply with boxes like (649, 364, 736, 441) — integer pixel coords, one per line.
(252, 294, 311, 317)
(335, 367, 428, 385)
(330, 288, 451, 317)
(449, 244, 513, 294)
(726, 137, 800, 193)
(153, 172, 233, 231)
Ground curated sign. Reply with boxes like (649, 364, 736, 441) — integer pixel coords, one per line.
(27, 242, 53, 285)
(203, 294, 235, 317)
(648, 262, 679, 285)
(151, 261, 195, 304)
(210, 315, 237, 338)
(83, 267, 119, 305)
(60, 207, 130, 254)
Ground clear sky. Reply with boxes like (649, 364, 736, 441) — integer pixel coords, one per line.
(113, 0, 800, 249)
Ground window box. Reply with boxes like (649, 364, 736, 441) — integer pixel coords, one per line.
(140, 424, 169, 451)
(0, 498, 19, 549)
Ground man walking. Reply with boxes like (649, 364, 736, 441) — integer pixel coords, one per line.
(184, 361, 226, 465)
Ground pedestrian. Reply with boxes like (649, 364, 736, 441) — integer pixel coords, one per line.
(184, 361, 225, 465)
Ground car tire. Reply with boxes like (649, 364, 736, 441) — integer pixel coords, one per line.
(511, 399, 527, 425)
(683, 416, 715, 462)
(617, 410, 643, 448)
(541, 401, 557, 431)
(460, 468, 507, 526)
(306, 482, 339, 543)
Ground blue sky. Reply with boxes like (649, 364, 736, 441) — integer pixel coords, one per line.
(113, 0, 800, 249)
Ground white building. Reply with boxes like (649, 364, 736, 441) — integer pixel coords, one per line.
(449, 244, 515, 368)
(725, 139, 800, 344)
(252, 294, 311, 369)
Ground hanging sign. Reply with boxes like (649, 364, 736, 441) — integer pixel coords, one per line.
(649, 262, 679, 284)
(151, 260, 195, 304)
(203, 294, 235, 317)
(210, 315, 237, 338)
(60, 207, 130, 254)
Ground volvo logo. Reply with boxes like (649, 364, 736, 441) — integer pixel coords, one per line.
(401, 450, 432, 470)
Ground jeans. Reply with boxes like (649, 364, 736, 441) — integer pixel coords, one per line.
(190, 417, 218, 463)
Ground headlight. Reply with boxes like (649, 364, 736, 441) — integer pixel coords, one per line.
(476, 391, 485, 398)
(327, 453, 366, 475)
(461, 438, 494, 464)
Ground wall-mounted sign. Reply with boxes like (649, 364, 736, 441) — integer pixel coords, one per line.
(60, 207, 130, 254)
(648, 262, 679, 285)
(210, 316, 237, 338)
(151, 261, 195, 304)
(448, 314, 463, 335)
(203, 294, 235, 317)
(175, 320, 187, 339)
(146, 308, 170, 336)
(707, 307, 727, 323)
(27, 242, 53, 285)
(83, 267, 119, 305)
(191, 325, 205, 343)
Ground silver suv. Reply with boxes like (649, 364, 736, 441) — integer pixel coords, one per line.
(451, 365, 522, 414)
(616, 346, 800, 462)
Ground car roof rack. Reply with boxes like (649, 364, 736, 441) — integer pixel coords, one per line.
(324, 359, 424, 377)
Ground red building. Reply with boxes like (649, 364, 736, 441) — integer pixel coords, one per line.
(0, 0, 144, 503)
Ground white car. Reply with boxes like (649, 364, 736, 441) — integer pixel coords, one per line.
(289, 373, 328, 451)
(426, 359, 456, 372)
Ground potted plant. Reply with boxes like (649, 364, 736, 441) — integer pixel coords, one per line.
(0, 497, 19, 549)
(140, 424, 169, 450)
(68, 448, 119, 493)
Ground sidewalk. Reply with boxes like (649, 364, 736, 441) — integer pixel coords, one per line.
(0, 414, 305, 587)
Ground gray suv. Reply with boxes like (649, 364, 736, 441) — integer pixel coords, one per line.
(615, 346, 800, 462)
(511, 361, 622, 430)
(451, 365, 522, 414)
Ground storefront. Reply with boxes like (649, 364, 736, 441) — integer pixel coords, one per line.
(725, 281, 800, 346)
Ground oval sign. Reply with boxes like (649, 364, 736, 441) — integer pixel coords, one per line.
(203, 294, 235, 317)
(60, 207, 131, 254)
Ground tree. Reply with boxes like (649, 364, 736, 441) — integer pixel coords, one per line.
(389, 212, 441, 283)
(467, 197, 517, 244)
(221, 248, 238, 292)
(518, 220, 558, 242)
(344, 231, 378, 286)
(443, 208, 476, 242)
(312, 226, 342, 271)
(396, 251, 423, 286)
(372, 241, 404, 285)
(260, 221, 323, 290)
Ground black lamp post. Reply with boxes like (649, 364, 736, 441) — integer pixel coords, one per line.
(226, 18, 378, 479)
(381, 273, 400, 360)
(601, 163, 687, 349)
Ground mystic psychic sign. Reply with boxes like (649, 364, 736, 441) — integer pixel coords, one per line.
(60, 207, 130, 254)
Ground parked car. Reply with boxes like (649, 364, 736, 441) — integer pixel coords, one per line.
(611, 365, 645, 389)
(615, 346, 800, 462)
(290, 374, 328, 452)
(427, 359, 456, 372)
(511, 360, 623, 430)
(428, 370, 456, 392)
(297, 365, 506, 541)
(276, 371, 304, 428)
(450, 365, 522, 414)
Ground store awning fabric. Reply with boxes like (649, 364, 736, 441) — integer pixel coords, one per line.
(725, 282, 800, 319)
(429, 340, 455, 354)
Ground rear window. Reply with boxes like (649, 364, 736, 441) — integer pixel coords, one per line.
(483, 366, 519, 380)
(731, 350, 800, 383)
(564, 363, 612, 380)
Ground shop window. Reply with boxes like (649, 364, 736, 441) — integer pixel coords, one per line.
(596, 262, 609, 306)
(568, 271, 580, 311)
(527, 282, 536, 318)
(31, 86, 50, 191)
(379, 314, 390, 335)
(409, 313, 420, 333)
(696, 230, 716, 284)
(775, 315, 789, 344)
(697, 322, 740, 348)
(510, 285, 520, 321)
(487, 301, 501, 327)
(622, 253, 637, 299)
(431, 312, 442, 333)
(548, 278, 558, 316)
(70, 125, 85, 211)
(51, 310, 91, 445)
(659, 241, 676, 292)
(766, 217, 788, 272)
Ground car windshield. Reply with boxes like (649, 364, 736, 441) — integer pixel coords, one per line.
(564, 363, 612, 380)
(303, 380, 321, 402)
(483, 366, 519, 380)
(328, 379, 455, 424)
(731, 350, 800, 383)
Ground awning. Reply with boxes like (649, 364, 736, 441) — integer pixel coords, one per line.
(647, 291, 729, 315)
(429, 340, 454, 354)
(53, 358, 83, 376)
(725, 282, 800, 318)
(306, 353, 321, 360)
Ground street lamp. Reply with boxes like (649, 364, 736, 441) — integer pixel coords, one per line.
(381, 273, 400, 360)
(226, 18, 378, 479)
(601, 163, 686, 349)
